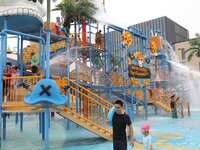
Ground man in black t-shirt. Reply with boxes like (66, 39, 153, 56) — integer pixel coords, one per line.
(112, 100, 134, 150)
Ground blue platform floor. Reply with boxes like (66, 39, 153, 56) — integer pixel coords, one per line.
(1, 112, 200, 150)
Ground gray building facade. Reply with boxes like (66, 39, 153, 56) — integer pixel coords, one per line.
(129, 16, 189, 44)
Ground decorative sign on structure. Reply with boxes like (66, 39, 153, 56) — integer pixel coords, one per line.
(149, 36, 160, 55)
(31, 54, 39, 66)
(128, 64, 150, 78)
(121, 30, 133, 48)
(128, 51, 150, 86)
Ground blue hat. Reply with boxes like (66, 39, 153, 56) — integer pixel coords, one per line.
(24, 79, 67, 105)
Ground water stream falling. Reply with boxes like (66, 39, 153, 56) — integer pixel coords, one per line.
(162, 38, 200, 110)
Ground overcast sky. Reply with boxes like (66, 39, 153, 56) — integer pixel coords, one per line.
(105, 0, 200, 38)
(49, 0, 200, 38)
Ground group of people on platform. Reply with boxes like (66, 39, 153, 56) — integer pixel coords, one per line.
(3, 59, 41, 101)
(70, 30, 103, 49)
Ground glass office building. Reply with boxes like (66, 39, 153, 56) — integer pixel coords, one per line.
(129, 16, 189, 44)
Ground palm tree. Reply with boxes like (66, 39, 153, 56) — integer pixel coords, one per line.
(53, 0, 97, 36)
(184, 37, 200, 61)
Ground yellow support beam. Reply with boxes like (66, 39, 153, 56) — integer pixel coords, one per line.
(154, 101, 171, 112)
(2, 102, 43, 112)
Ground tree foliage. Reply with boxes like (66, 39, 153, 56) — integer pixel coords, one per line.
(184, 37, 200, 61)
(53, 0, 97, 35)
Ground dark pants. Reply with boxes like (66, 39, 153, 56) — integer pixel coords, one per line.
(113, 140, 127, 150)
(172, 108, 178, 118)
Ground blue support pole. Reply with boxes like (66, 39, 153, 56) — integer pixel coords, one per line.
(75, 61, 79, 114)
(0, 40, 3, 148)
(75, 52, 80, 128)
(141, 38, 145, 54)
(106, 27, 112, 98)
(123, 89, 127, 111)
(42, 42, 45, 72)
(17, 35, 20, 67)
(66, 49, 70, 129)
(143, 86, 148, 120)
(39, 41, 43, 72)
(2, 29, 45, 44)
(106, 27, 110, 74)
(49, 112, 51, 129)
(103, 25, 106, 75)
(66, 38, 70, 81)
(124, 99, 128, 113)
(44, 106, 50, 150)
(43, 1, 51, 149)
(20, 112, 23, 131)
(1, 34, 5, 69)
(66, 37, 71, 130)
(45, 30, 51, 79)
(3, 18, 7, 67)
(39, 112, 42, 134)
(131, 88, 134, 118)
(19, 35, 24, 131)
(122, 43, 126, 104)
(42, 112, 45, 140)
(39, 30, 44, 71)
(15, 112, 19, 124)
(20, 36, 23, 75)
(0, 18, 8, 147)
(2, 113, 6, 140)
(41, 30, 46, 72)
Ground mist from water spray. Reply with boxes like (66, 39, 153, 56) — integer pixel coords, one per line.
(162, 39, 200, 110)
(51, 1, 200, 110)
(92, 0, 128, 29)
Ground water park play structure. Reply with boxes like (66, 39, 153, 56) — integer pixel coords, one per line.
(0, 0, 191, 149)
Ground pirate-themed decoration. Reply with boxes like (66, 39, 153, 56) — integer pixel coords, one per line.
(134, 51, 144, 67)
(121, 30, 133, 48)
(149, 36, 160, 56)
(128, 65, 150, 79)
(128, 51, 150, 86)
(31, 54, 39, 66)
(145, 57, 151, 64)
(24, 79, 67, 105)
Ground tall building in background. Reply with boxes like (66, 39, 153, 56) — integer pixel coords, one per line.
(105, 16, 190, 59)
(129, 16, 189, 44)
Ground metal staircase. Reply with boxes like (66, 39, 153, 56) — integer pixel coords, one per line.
(2, 76, 113, 141)
(154, 101, 171, 112)
(53, 106, 112, 140)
